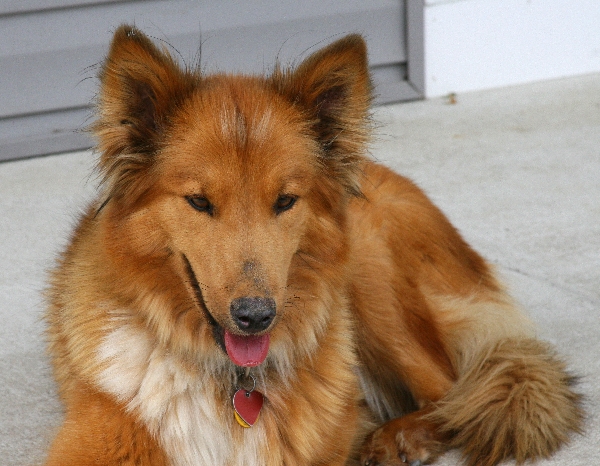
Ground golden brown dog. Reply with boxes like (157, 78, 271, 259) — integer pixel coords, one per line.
(44, 25, 582, 466)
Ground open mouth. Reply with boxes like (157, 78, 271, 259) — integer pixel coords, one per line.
(223, 331, 270, 367)
(182, 254, 270, 367)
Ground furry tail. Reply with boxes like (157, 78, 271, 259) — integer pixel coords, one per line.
(428, 338, 584, 466)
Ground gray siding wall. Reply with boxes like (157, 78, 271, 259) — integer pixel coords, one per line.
(0, 0, 424, 162)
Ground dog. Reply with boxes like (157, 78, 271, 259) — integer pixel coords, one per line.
(44, 25, 583, 466)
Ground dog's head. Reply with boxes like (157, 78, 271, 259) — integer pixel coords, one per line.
(93, 25, 372, 370)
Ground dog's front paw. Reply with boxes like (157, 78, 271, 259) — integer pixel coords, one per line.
(359, 412, 447, 466)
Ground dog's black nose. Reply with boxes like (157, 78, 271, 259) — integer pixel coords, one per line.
(230, 297, 276, 333)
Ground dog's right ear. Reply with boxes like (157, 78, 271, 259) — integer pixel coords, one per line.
(93, 25, 196, 199)
(274, 35, 373, 197)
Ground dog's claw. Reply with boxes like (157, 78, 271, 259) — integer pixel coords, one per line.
(399, 453, 407, 462)
(409, 461, 422, 466)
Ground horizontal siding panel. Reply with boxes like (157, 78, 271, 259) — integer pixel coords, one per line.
(0, 109, 91, 162)
(1, 48, 97, 118)
(198, 1, 404, 74)
(1, 0, 404, 119)
(0, 0, 418, 161)
(0, 0, 127, 16)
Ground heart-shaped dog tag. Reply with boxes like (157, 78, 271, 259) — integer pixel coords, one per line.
(233, 388, 264, 427)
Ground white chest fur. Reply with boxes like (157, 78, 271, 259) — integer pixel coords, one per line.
(96, 323, 268, 466)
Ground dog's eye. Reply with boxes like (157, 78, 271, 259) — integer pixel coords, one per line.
(274, 195, 297, 215)
(187, 196, 214, 215)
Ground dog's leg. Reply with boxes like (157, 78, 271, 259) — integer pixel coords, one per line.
(45, 387, 168, 466)
(357, 345, 455, 466)
(351, 302, 457, 463)
(359, 337, 584, 466)
(359, 405, 451, 466)
(352, 285, 458, 464)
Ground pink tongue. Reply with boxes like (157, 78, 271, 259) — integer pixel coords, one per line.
(224, 331, 270, 367)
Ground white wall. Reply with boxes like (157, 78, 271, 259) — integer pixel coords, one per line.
(424, 0, 600, 97)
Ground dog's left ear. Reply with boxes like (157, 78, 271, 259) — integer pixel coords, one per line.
(93, 25, 197, 202)
(277, 35, 373, 196)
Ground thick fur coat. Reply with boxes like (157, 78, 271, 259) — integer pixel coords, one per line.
(44, 26, 583, 466)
